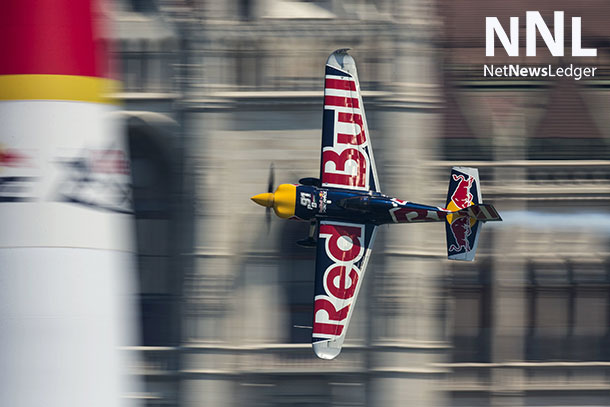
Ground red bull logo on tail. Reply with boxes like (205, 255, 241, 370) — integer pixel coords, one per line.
(447, 216, 473, 254)
(445, 167, 483, 260)
(448, 174, 474, 210)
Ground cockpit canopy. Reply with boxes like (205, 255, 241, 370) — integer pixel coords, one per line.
(338, 196, 393, 212)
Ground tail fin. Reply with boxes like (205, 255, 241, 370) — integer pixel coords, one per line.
(445, 167, 481, 211)
(444, 167, 500, 261)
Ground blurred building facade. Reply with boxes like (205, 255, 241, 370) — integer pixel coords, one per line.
(111, 0, 610, 406)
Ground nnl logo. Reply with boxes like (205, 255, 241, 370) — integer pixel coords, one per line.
(486, 11, 597, 57)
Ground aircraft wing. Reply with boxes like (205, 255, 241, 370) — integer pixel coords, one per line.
(312, 220, 377, 359)
(320, 49, 380, 192)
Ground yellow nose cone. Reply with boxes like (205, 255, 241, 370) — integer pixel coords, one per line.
(251, 184, 297, 219)
(251, 192, 274, 208)
(272, 184, 296, 218)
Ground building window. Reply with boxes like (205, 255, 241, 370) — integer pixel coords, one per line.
(526, 259, 610, 361)
(120, 43, 175, 93)
(131, 0, 157, 13)
(451, 260, 493, 363)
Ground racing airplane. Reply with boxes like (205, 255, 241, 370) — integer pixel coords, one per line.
(251, 49, 502, 360)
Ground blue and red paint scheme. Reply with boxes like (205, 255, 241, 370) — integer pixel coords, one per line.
(251, 49, 502, 360)
(293, 184, 449, 224)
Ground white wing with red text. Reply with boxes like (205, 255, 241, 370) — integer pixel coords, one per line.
(312, 220, 377, 359)
(320, 49, 380, 193)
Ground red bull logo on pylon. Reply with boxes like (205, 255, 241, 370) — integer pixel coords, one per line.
(0, 0, 138, 405)
(0, 147, 29, 169)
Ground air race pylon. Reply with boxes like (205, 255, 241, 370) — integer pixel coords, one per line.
(0, 1, 139, 406)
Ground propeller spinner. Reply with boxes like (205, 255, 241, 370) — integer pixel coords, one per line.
(251, 164, 297, 220)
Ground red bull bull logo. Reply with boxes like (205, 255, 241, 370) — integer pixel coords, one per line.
(448, 174, 474, 211)
(447, 216, 473, 254)
(444, 168, 486, 259)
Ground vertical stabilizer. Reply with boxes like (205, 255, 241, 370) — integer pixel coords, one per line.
(445, 167, 483, 261)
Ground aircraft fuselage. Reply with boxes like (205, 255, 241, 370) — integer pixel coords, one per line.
(293, 184, 448, 225)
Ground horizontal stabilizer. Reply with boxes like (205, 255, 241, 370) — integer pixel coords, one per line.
(456, 203, 502, 222)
